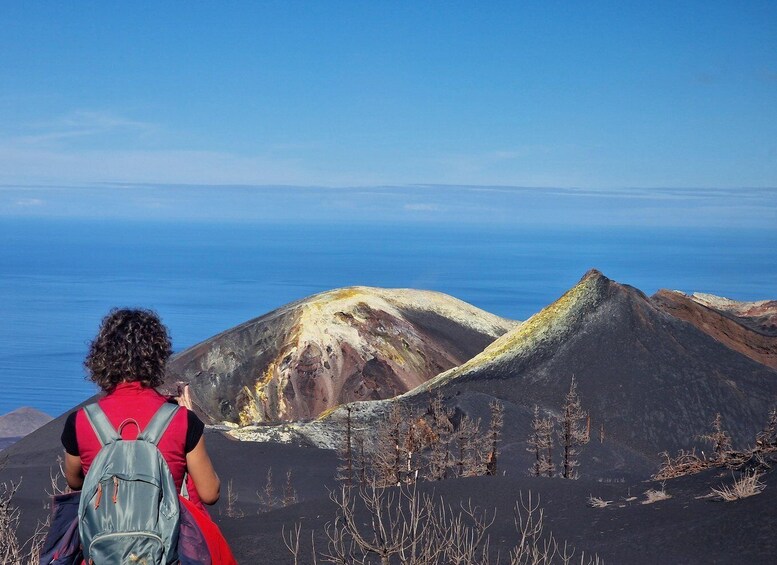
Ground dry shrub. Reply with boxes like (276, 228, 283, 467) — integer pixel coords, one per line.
(285, 481, 602, 564)
(283, 469, 298, 507)
(258, 467, 298, 512)
(222, 479, 244, 518)
(257, 468, 277, 511)
(46, 456, 69, 498)
(654, 410, 777, 481)
(711, 472, 766, 502)
(586, 496, 611, 509)
(0, 479, 46, 565)
(641, 485, 671, 505)
(653, 449, 709, 480)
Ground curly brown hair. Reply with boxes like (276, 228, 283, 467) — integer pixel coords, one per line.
(84, 308, 172, 392)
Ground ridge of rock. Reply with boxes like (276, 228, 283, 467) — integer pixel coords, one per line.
(652, 289, 777, 369)
(411, 269, 617, 393)
(689, 292, 777, 335)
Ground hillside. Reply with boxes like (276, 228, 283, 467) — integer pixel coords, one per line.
(407, 270, 777, 459)
(652, 289, 777, 369)
(165, 287, 515, 424)
(228, 271, 777, 480)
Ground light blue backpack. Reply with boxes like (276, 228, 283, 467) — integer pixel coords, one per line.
(78, 402, 181, 564)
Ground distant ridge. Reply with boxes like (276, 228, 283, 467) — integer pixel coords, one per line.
(0, 406, 52, 442)
(652, 290, 777, 369)
(689, 292, 777, 336)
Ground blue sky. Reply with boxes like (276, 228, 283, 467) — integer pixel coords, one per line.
(1, 2, 775, 189)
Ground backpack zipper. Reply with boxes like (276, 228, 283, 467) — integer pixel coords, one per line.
(89, 530, 165, 553)
(94, 483, 102, 509)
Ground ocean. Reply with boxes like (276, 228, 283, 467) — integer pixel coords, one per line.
(2, 217, 776, 417)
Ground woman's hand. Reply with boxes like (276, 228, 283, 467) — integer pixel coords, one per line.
(174, 383, 194, 410)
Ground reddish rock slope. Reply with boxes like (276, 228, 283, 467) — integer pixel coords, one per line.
(652, 290, 777, 370)
(167, 287, 515, 424)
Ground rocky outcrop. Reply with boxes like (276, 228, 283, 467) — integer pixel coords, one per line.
(652, 290, 777, 370)
(688, 293, 777, 336)
(167, 287, 516, 424)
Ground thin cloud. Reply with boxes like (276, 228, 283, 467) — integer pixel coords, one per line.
(14, 197, 44, 206)
(13, 110, 158, 146)
(404, 203, 441, 212)
(436, 146, 553, 174)
(0, 146, 350, 186)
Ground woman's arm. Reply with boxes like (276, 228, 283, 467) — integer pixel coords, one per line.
(64, 452, 84, 490)
(186, 436, 220, 504)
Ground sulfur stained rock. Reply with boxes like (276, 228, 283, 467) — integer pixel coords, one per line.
(409, 270, 777, 457)
(166, 287, 516, 424)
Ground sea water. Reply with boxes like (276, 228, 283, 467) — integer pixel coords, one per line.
(1, 217, 776, 417)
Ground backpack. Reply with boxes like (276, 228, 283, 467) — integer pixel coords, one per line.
(78, 402, 181, 565)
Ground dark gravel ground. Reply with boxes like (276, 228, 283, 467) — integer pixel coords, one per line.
(4, 418, 776, 565)
(221, 467, 777, 564)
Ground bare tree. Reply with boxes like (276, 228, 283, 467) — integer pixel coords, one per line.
(487, 400, 504, 476)
(425, 391, 453, 481)
(655, 408, 777, 480)
(453, 415, 486, 478)
(283, 469, 298, 507)
(337, 405, 354, 486)
(558, 376, 589, 479)
(510, 492, 602, 565)
(257, 468, 277, 511)
(527, 406, 543, 477)
(223, 478, 244, 518)
(366, 397, 493, 484)
(322, 483, 406, 564)
(374, 403, 408, 486)
(756, 407, 777, 451)
(354, 432, 368, 488)
(527, 406, 555, 478)
(699, 413, 732, 462)
(282, 522, 310, 565)
(402, 417, 426, 484)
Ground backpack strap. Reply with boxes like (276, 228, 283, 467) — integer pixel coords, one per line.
(139, 403, 180, 445)
(82, 403, 121, 446)
(180, 472, 190, 499)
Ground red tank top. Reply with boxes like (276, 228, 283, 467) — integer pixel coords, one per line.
(74, 382, 196, 501)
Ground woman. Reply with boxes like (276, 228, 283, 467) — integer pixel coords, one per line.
(60, 308, 220, 508)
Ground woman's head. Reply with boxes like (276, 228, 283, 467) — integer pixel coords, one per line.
(85, 308, 172, 392)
